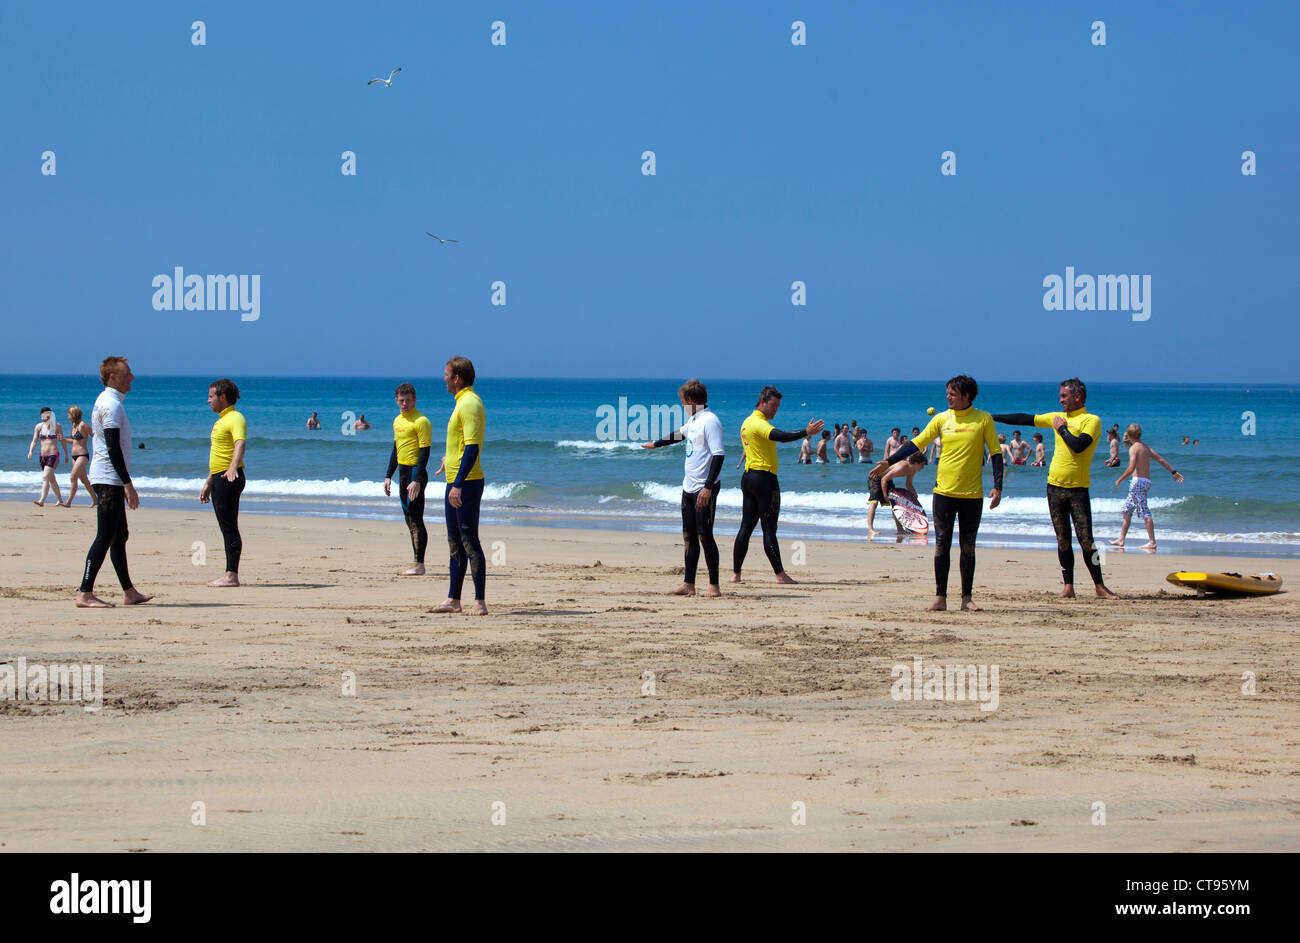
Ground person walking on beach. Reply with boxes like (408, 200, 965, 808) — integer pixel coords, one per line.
(60, 406, 95, 507)
(642, 378, 725, 596)
(872, 376, 1002, 610)
(432, 357, 488, 614)
(74, 357, 151, 608)
(383, 383, 433, 576)
(992, 378, 1118, 599)
(27, 407, 67, 507)
(198, 379, 247, 587)
(732, 386, 823, 584)
(1110, 424, 1183, 550)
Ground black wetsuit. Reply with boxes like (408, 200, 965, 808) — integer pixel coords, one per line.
(79, 428, 134, 593)
(733, 427, 806, 576)
(387, 444, 431, 564)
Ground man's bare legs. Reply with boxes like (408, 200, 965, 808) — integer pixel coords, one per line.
(1138, 517, 1157, 550)
(1109, 511, 1132, 547)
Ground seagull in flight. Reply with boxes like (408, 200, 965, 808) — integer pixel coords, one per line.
(367, 67, 402, 87)
(426, 233, 459, 244)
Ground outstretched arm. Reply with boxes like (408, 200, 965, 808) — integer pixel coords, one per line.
(991, 412, 1035, 425)
(1148, 447, 1183, 482)
(645, 428, 685, 449)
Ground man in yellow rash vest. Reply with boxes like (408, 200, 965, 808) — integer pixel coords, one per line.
(199, 378, 247, 587)
(992, 377, 1118, 600)
(384, 382, 433, 576)
(731, 385, 824, 584)
(871, 375, 1003, 611)
(431, 356, 488, 615)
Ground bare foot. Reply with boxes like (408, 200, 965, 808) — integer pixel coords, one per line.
(1095, 584, 1119, 599)
(470, 601, 489, 615)
(774, 572, 797, 584)
(730, 573, 741, 583)
(123, 589, 153, 605)
(867, 528, 877, 538)
(701, 585, 721, 597)
(1060, 585, 1076, 598)
(207, 573, 240, 587)
(670, 583, 696, 596)
(401, 564, 425, 576)
(1138, 542, 1156, 551)
(928, 596, 947, 611)
(33, 501, 43, 507)
(431, 599, 461, 613)
(58, 501, 71, 508)
(1108, 538, 1125, 546)
(75, 592, 113, 608)
(960, 596, 981, 611)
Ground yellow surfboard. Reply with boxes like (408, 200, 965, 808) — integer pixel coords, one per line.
(1166, 572, 1282, 596)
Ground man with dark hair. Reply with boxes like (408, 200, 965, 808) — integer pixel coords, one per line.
(199, 378, 247, 587)
(642, 378, 725, 596)
(732, 386, 823, 583)
(75, 357, 152, 607)
(433, 357, 488, 614)
(872, 375, 1002, 610)
(992, 377, 1118, 599)
(384, 382, 433, 576)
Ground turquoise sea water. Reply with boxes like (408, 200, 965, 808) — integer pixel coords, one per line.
(3, 375, 1297, 557)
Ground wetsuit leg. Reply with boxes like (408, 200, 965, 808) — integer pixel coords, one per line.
(80, 484, 133, 592)
(756, 473, 783, 574)
(1065, 486, 1104, 585)
(955, 496, 983, 597)
(931, 493, 958, 597)
(399, 465, 428, 564)
(1046, 484, 1077, 584)
(446, 479, 486, 600)
(681, 490, 701, 584)
(697, 488, 720, 585)
(211, 469, 246, 573)
(733, 471, 761, 574)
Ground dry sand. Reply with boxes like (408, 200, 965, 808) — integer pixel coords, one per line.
(2, 501, 1298, 852)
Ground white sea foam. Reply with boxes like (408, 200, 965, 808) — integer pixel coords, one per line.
(0, 471, 527, 502)
(556, 439, 647, 451)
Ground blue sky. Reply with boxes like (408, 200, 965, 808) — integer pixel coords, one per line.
(2, 1, 1297, 382)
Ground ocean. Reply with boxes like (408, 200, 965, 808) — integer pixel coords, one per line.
(4, 375, 1297, 558)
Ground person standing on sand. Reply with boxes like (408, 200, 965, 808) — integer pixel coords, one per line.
(75, 357, 151, 608)
(1110, 424, 1183, 550)
(992, 377, 1118, 600)
(641, 378, 725, 597)
(199, 378, 248, 587)
(732, 386, 823, 584)
(432, 357, 488, 615)
(872, 376, 1002, 611)
(383, 383, 433, 576)
(27, 407, 67, 507)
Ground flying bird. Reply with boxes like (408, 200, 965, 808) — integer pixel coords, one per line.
(367, 67, 402, 87)
(426, 233, 459, 244)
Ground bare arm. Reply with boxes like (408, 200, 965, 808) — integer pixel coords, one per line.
(1114, 451, 1137, 486)
(1148, 447, 1184, 482)
(27, 424, 39, 457)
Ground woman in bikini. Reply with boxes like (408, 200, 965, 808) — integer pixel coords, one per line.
(26, 407, 68, 507)
(60, 405, 96, 507)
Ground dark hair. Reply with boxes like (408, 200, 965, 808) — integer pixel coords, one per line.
(891, 427, 900, 435)
(395, 382, 416, 398)
(209, 378, 240, 405)
(946, 375, 978, 402)
(447, 356, 476, 387)
(1060, 377, 1087, 404)
(756, 385, 782, 406)
(911, 427, 920, 433)
(678, 378, 707, 405)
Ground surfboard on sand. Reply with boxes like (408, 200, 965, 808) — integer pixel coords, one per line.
(1165, 571, 1282, 596)
(889, 486, 929, 535)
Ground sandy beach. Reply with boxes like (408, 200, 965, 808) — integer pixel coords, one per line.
(2, 501, 1297, 852)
